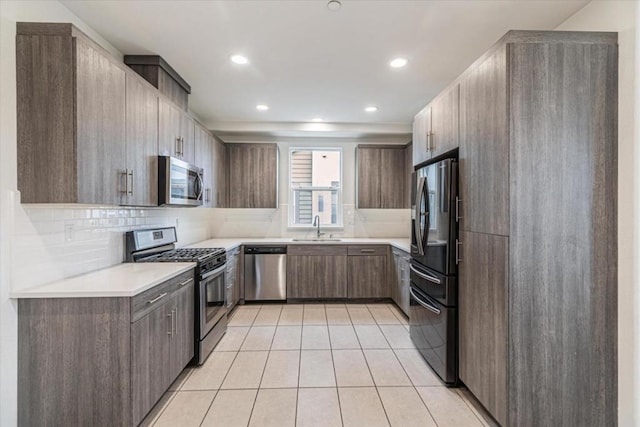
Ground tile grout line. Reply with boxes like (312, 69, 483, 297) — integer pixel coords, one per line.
(454, 388, 491, 427)
(326, 303, 346, 427)
(148, 389, 178, 427)
(294, 321, 304, 426)
(196, 389, 219, 427)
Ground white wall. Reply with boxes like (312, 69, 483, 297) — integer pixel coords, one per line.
(556, 1, 639, 425)
(210, 140, 411, 239)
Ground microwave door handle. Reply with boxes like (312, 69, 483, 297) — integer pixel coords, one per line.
(197, 173, 204, 200)
(410, 287, 441, 315)
(414, 177, 425, 255)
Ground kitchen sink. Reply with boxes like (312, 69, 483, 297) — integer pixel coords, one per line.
(291, 238, 342, 242)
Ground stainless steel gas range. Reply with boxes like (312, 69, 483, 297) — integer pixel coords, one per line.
(126, 227, 227, 365)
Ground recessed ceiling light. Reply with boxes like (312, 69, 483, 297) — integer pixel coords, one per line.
(256, 104, 269, 111)
(231, 54, 249, 65)
(365, 106, 378, 113)
(389, 57, 408, 68)
(327, 0, 341, 11)
(311, 118, 324, 122)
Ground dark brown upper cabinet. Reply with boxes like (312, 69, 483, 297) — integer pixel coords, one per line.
(17, 23, 126, 205)
(227, 143, 279, 208)
(356, 145, 410, 209)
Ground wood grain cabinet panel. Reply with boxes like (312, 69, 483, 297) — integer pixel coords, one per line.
(459, 45, 509, 236)
(412, 108, 431, 166)
(227, 143, 278, 208)
(125, 73, 159, 206)
(18, 269, 196, 427)
(429, 84, 460, 158)
(458, 231, 508, 426)
(159, 98, 194, 163)
(287, 254, 348, 299)
(356, 145, 410, 209)
(195, 125, 214, 207)
(347, 255, 388, 298)
(214, 137, 228, 207)
(17, 27, 129, 205)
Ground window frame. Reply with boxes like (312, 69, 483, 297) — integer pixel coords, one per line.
(288, 147, 343, 229)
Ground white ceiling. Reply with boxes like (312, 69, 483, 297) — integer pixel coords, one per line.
(61, 0, 588, 131)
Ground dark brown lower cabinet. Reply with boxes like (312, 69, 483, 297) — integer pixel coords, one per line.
(287, 246, 347, 299)
(459, 231, 508, 426)
(17, 269, 195, 427)
(347, 255, 388, 298)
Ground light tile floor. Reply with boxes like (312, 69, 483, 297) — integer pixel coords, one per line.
(143, 303, 496, 427)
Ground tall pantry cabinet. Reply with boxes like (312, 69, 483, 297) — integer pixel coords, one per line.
(413, 31, 618, 426)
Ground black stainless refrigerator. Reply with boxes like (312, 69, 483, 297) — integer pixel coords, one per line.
(409, 156, 459, 386)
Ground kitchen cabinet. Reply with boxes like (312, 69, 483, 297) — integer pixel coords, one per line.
(227, 143, 279, 208)
(17, 268, 195, 426)
(195, 124, 214, 207)
(453, 31, 617, 426)
(159, 97, 195, 164)
(412, 107, 430, 167)
(225, 246, 241, 310)
(124, 55, 191, 111)
(459, 231, 508, 426)
(347, 245, 388, 298)
(459, 45, 509, 236)
(213, 137, 228, 207)
(17, 25, 127, 204)
(391, 247, 410, 316)
(124, 73, 159, 206)
(356, 145, 410, 209)
(412, 84, 459, 168)
(287, 245, 348, 299)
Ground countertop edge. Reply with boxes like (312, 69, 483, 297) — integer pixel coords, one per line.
(10, 262, 197, 299)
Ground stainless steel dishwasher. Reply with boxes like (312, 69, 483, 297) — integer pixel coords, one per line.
(244, 246, 287, 301)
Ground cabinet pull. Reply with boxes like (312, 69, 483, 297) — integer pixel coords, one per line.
(455, 197, 462, 222)
(175, 137, 181, 157)
(127, 169, 134, 196)
(180, 137, 185, 157)
(179, 278, 193, 287)
(173, 308, 177, 336)
(167, 310, 173, 336)
(147, 292, 167, 305)
(119, 170, 128, 194)
(360, 249, 375, 253)
(456, 240, 462, 264)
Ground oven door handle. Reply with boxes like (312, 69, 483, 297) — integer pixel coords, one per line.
(201, 264, 226, 280)
(409, 264, 441, 284)
(410, 287, 441, 315)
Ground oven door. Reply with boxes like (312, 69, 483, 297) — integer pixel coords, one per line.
(199, 265, 227, 339)
(159, 156, 204, 206)
(409, 284, 457, 385)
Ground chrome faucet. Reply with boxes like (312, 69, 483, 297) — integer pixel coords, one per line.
(313, 215, 324, 239)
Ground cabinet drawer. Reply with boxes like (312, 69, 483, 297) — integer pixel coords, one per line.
(348, 245, 388, 256)
(288, 245, 347, 256)
(131, 269, 194, 322)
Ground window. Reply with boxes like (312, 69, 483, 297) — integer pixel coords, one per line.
(289, 148, 342, 227)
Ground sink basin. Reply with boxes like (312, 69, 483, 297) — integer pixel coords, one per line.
(291, 238, 342, 242)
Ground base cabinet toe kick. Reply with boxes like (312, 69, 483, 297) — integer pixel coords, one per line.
(17, 269, 196, 427)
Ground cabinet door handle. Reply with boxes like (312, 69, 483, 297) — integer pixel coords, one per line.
(128, 169, 134, 196)
(173, 308, 177, 336)
(455, 197, 462, 222)
(167, 310, 173, 336)
(179, 278, 193, 287)
(175, 137, 181, 157)
(120, 170, 128, 194)
(148, 292, 168, 305)
(360, 249, 375, 253)
(456, 240, 462, 264)
(180, 137, 185, 157)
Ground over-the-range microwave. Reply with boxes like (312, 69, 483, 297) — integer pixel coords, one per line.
(158, 155, 204, 207)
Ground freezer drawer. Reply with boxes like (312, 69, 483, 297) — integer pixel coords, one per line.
(409, 284, 458, 385)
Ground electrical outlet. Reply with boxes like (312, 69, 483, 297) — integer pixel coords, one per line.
(64, 223, 74, 242)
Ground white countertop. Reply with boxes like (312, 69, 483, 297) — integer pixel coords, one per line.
(187, 237, 411, 253)
(10, 262, 196, 299)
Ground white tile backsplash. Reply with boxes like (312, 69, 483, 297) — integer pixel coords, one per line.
(12, 204, 212, 291)
(209, 204, 410, 239)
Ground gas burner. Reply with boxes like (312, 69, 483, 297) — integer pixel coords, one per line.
(143, 247, 225, 262)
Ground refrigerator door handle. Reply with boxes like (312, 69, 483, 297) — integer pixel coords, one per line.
(410, 264, 441, 284)
(423, 174, 430, 251)
(410, 287, 441, 315)
(415, 176, 426, 256)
